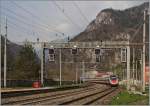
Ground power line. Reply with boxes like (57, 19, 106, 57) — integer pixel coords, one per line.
(130, 22, 143, 42)
(1, 13, 57, 41)
(1, 16, 37, 38)
(1, 13, 63, 42)
(1, 18, 53, 42)
(10, 1, 65, 35)
(1, 11, 60, 36)
(2, 12, 32, 27)
(73, 1, 89, 24)
(8, 20, 41, 36)
(121, 14, 144, 42)
(53, 1, 82, 30)
(2, 7, 32, 24)
(1, 12, 42, 32)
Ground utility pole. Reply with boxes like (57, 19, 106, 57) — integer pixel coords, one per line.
(76, 63, 78, 84)
(132, 48, 135, 84)
(0, 5, 2, 87)
(37, 38, 41, 81)
(142, 10, 146, 93)
(127, 46, 130, 90)
(0, 34, 2, 87)
(140, 51, 143, 82)
(59, 48, 62, 86)
(135, 60, 138, 85)
(41, 43, 44, 86)
(0, 27, 1, 88)
(4, 17, 7, 88)
(122, 68, 124, 80)
(82, 61, 85, 82)
(73, 53, 78, 84)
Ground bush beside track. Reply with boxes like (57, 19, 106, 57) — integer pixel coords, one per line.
(110, 90, 149, 105)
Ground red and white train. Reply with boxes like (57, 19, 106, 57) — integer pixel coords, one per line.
(109, 75, 119, 86)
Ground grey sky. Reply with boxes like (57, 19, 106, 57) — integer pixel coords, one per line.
(0, 0, 148, 42)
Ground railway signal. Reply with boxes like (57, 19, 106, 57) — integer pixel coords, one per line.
(72, 45, 78, 55)
(72, 48, 78, 54)
(96, 55, 101, 62)
(95, 49, 100, 54)
(48, 49, 55, 61)
(49, 49, 54, 54)
(95, 48, 101, 62)
(121, 48, 127, 62)
(48, 54, 55, 62)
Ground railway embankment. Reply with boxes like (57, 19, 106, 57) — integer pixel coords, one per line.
(110, 87, 149, 105)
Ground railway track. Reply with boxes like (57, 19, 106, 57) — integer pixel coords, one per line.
(2, 83, 90, 98)
(23, 85, 116, 105)
(2, 82, 119, 105)
(2, 83, 99, 105)
(22, 84, 104, 105)
(59, 87, 117, 105)
(57, 87, 117, 105)
(90, 87, 122, 105)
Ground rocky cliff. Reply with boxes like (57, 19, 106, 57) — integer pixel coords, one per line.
(71, 2, 149, 42)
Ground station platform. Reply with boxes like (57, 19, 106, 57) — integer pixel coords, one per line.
(1, 87, 56, 93)
(1, 84, 84, 93)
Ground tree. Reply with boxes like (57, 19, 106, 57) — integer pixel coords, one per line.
(13, 42, 40, 80)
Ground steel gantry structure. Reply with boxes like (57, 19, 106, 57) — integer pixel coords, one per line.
(38, 41, 144, 91)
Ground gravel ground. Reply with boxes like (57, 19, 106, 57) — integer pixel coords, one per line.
(66, 87, 115, 105)
(29, 84, 108, 105)
(91, 87, 122, 105)
(2, 84, 105, 105)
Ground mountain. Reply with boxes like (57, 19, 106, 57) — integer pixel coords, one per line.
(48, 2, 149, 80)
(71, 2, 149, 42)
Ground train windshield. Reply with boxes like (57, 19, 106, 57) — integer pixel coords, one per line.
(110, 75, 117, 80)
(110, 77, 117, 80)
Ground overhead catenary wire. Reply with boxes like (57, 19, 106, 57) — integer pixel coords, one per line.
(1, 19, 54, 43)
(1, 13, 58, 42)
(10, 1, 65, 35)
(129, 14, 148, 42)
(1, 10, 64, 39)
(1, 17, 37, 39)
(130, 23, 143, 42)
(53, 1, 82, 30)
(2, 6, 64, 41)
(7, 19, 48, 37)
(73, 1, 90, 24)
(1, 12, 52, 34)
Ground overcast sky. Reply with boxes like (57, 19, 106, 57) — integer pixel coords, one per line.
(0, 0, 148, 42)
